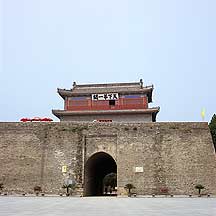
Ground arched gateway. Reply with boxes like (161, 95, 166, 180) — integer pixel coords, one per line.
(84, 152, 117, 196)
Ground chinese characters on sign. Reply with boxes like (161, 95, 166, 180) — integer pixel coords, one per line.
(92, 93, 119, 101)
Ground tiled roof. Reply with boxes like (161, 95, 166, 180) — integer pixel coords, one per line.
(57, 80, 154, 101)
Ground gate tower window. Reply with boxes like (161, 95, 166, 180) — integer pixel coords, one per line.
(109, 100, 115, 106)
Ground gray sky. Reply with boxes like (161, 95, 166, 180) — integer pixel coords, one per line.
(1, 0, 216, 122)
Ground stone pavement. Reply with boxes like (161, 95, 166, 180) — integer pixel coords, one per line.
(0, 197, 215, 216)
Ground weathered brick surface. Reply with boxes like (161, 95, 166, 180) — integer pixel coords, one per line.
(0, 122, 215, 195)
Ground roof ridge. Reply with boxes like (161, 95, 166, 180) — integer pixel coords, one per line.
(74, 82, 140, 88)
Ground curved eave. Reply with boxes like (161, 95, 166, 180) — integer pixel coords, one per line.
(57, 87, 153, 102)
(57, 88, 72, 99)
(52, 107, 160, 119)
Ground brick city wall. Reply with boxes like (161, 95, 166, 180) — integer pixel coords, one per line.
(0, 122, 216, 195)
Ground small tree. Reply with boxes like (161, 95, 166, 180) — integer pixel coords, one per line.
(0, 183, 4, 194)
(62, 183, 76, 196)
(209, 114, 216, 151)
(34, 185, 42, 196)
(195, 184, 204, 196)
(124, 183, 135, 196)
(63, 176, 77, 196)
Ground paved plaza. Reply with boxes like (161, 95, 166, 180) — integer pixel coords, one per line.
(0, 197, 215, 216)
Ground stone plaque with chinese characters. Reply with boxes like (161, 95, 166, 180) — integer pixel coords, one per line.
(62, 165, 67, 173)
(134, 167, 144, 173)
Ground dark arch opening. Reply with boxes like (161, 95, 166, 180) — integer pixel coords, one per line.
(84, 152, 117, 196)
